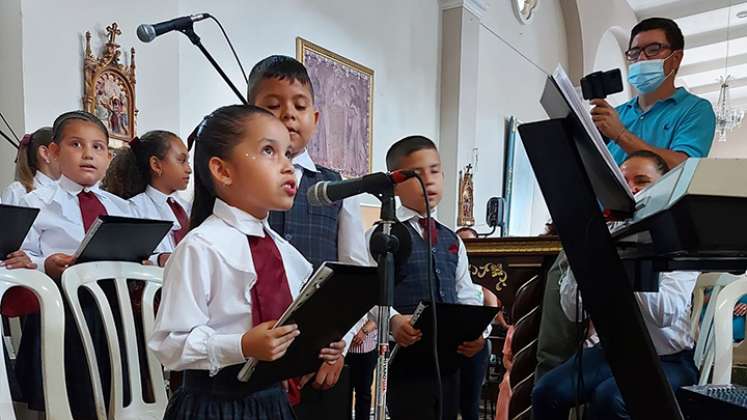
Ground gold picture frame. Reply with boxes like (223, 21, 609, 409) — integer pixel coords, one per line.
(296, 37, 373, 178)
(83, 23, 137, 146)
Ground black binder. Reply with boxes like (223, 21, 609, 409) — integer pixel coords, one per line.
(73, 215, 173, 263)
(0, 204, 40, 257)
(237, 262, 379, 390)
(391, 301, 499, 373)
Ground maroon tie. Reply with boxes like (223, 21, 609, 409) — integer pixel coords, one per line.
(418, 217, 438, 245)
(247, 233, 301, 404)
(167, 197, 190, 245)
(78, 191, 108, 232)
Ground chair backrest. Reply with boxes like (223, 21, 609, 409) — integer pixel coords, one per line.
(61, 261, 165, 420)
(512, 275, 542, 322)
(692, 273, 744, 384)
(509, 339, 537, 388)
(712, 276, 747, 384)
(0, 268, 72, 420)
(510, 306, 540, 355)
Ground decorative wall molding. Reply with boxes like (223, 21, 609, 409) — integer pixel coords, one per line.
(438, 0, 489, 18)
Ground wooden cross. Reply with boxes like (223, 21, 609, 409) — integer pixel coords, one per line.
(106, 23, 121, 45)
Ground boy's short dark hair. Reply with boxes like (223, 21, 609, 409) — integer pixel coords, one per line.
(624, 150, 670, 175)
(386, 135, 438, 171)
(246, 55, 315, 103)
(630, 17, 684, 51)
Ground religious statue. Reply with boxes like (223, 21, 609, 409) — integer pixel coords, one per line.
(457, 163, 475, 227)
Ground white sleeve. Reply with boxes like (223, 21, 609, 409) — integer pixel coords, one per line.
(635, 271, 698, 328)
(147, 239, 245, 375)
(337, 195, 370, 266)
(559, 268, 584, 323)
(455, 237, 483, 306)
(19, 194, 45, 271)
(454, 237, 491, 338)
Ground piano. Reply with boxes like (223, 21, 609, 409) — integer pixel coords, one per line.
(611, 158, 747, 290)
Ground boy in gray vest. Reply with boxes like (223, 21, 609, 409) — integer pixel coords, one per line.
(248, 55, 369, 418)
(371, 135, 486, 420)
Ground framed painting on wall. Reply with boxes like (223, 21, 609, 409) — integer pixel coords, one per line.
(83, 23, 137, 146)
(296, 37, 373, 178)
(502, 116, 537, 236)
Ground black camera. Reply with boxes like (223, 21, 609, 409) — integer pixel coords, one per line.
(580, 68, 623, 100)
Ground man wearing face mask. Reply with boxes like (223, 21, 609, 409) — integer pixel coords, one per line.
(592, 17, 716, 170)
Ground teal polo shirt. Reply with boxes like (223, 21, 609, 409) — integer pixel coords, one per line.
(607, 87, 716, 165)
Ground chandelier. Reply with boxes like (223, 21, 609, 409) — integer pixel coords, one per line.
(715, 76, 744, 142)
(715, 0, 744, 142)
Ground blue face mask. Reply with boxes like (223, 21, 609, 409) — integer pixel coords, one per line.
(627, 53, 675, 94)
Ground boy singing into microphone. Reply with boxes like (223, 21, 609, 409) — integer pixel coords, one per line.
(370, 135, 486, 420)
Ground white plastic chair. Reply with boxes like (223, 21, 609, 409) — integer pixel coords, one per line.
(711, 276, 747, 384)
(691, 273, 742, 384)
(0, 268, 72, 420)
(61, 262, 165, 420)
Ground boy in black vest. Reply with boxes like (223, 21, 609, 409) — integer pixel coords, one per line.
(247, 55, 369, 418)
(372, 135, 487, 420)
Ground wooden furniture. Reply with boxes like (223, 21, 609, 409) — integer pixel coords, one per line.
(465, 236, 560, 419)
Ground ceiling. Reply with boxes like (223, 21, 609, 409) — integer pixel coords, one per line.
(626, 0, 747, 107)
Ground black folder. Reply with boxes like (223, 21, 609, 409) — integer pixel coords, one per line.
(73, 215, 173, 263)
(0, 204, 40, 257)
(391, 301, 499, 373)
(237, 262, 379, 390)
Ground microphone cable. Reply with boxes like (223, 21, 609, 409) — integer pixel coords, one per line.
(207, 15, 249, 86)
(414, 173, 443, 420)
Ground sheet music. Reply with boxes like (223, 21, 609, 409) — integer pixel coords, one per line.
(551, 65, 634, 201)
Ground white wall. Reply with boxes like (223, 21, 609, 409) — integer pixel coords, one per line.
(0, 0, 25, 187)
(471, 0, 570, 235)
(19, 0, 181, 137)
(177, 0, 442, 205)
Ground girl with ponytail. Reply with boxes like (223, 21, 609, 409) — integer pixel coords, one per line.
(104, 130, 191, 266)
(1, 127, 60, 205)
(148, 105, 345, 420)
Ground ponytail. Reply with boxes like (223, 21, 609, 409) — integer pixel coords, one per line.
(189, 104, 274, 230)
(15, 127, 53, 193)
(103, 130, 177, 199)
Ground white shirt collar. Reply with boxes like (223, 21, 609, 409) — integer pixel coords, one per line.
(34, 171, 56, 188)
(396, 205, 440, 223)
(212, 198, 268, 238)
(145, 185, 178, 204)
(293, 149, 319, 173)
(57, 175, 101, 196)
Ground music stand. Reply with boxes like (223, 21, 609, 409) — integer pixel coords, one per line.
(517, 67, 683, 420)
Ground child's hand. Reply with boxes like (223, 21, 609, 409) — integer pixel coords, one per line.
(735, 303, 747, 317)
(158, 253, 171, 267)
(44, 253, 75, 280)
(310, 358, 344, 390)
(351, 330, 366, 347)
(319, 339, 345, 364)
(241, 321, 300, 361)
(391, 314, 422, 347)
(457, 336, 485, 357)
(1, 251, 37, 270)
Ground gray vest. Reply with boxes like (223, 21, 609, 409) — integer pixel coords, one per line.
(393, 221, 460, 314)
(268, 166, 342, 269)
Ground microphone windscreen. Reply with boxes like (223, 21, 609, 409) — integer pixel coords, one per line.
(307, 182, 330, 207)
(136, 24, 156, 43)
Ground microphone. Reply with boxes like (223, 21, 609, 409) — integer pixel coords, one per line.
(137, 13, 210, 43)
(308, 170, 417, 206)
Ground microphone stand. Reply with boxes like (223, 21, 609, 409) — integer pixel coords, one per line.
(179, 24, 248, 105)
(369, 188, 399, 420)
(0, 127, 19, 149)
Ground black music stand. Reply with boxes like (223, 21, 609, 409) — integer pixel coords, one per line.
(517, 75, 683, 420)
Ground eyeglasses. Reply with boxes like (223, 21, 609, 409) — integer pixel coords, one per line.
(624, 42, 672, 62)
